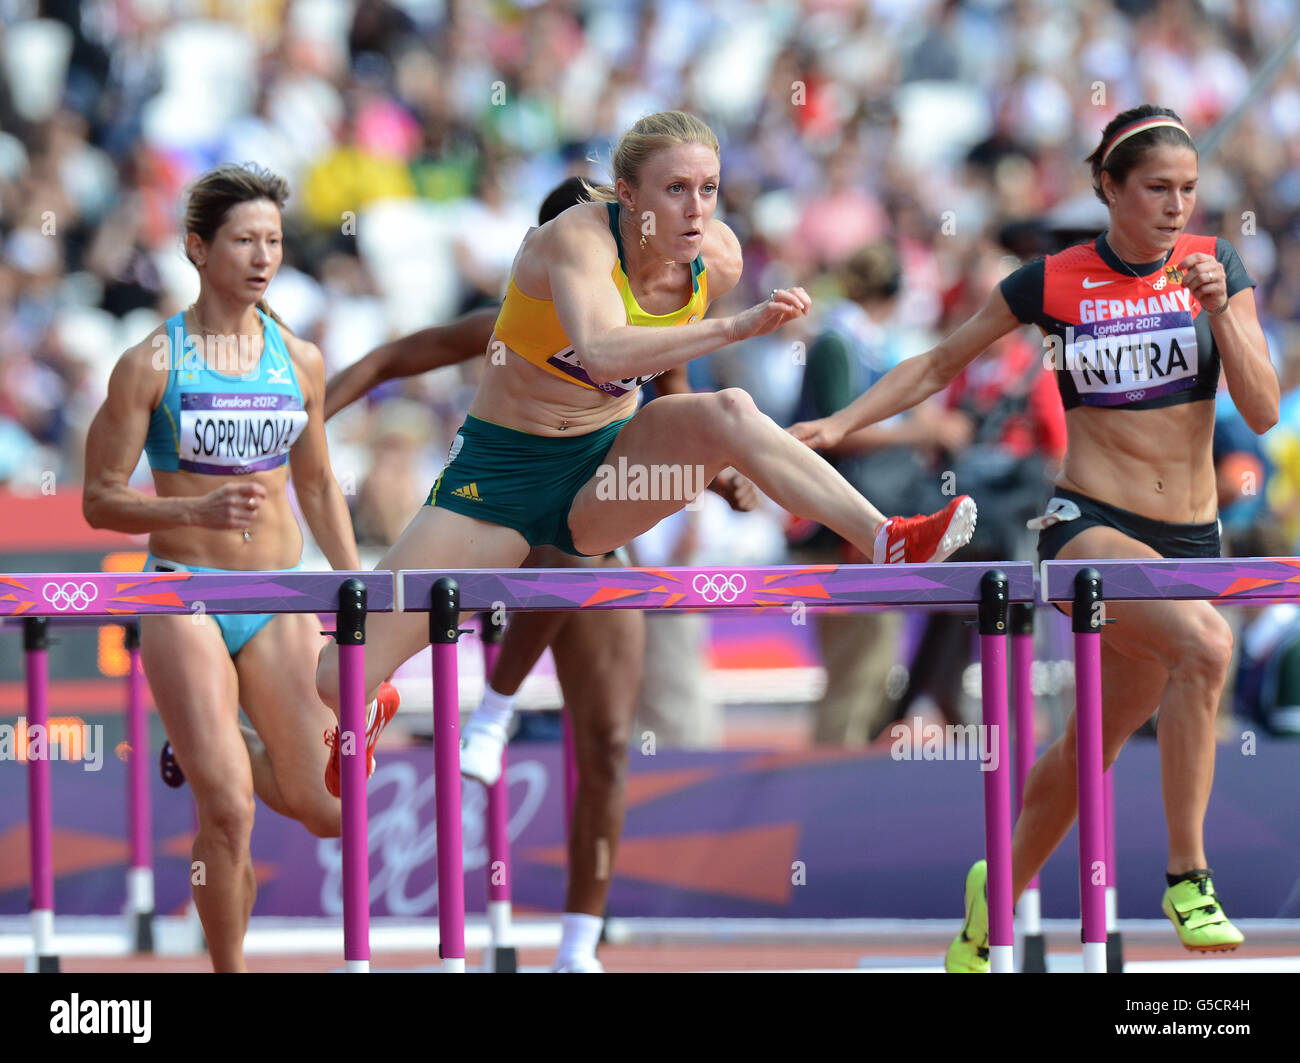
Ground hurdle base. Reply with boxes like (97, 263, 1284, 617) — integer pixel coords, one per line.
(1106, 930, 1124, 974)
(488, 946, 518, 974)
(131, 910, 155, 954)
(1020, 932, 1047, 973)
(442, 957, 466, 974)
(25, 955, 61, 973)
(988, 944, 1014, 973)
(1082, 940, 1107, 973)
(344, 959, 370, 973)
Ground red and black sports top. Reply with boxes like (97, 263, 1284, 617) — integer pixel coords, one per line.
(999, 234, 1254, 411)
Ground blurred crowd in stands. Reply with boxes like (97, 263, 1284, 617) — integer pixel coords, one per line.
(3, 0, 1300, 737)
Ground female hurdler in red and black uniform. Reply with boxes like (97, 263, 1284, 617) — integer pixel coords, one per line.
(792, 105, 1276, 968)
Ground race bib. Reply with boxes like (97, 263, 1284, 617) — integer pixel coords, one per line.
(546, 346, 663, 396)
(178, 392, 307, 475)
(1063, 311, 1198, 407)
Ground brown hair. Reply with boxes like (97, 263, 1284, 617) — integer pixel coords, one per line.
(182, 163, 292, 330)
(842, 243, 901, 304)
(581, 110, 720, 204)
(1085, 105, 1196, 206)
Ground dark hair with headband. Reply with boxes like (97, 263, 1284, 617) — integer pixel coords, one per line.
(1085, 105, 1196, 206)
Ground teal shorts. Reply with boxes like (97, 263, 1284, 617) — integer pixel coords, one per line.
(144, 554, 305, 657)
(427, 414, 632, 556)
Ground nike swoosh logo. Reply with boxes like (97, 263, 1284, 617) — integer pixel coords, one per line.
(1081, 277, 1113, 289)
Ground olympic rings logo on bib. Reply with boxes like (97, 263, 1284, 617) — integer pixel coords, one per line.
(42, 581, 99, 611)
(692, 573, 746, 603)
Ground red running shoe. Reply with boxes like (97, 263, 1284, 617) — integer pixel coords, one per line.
(324, 681, 400, 799)
(873, 495, 978, 564)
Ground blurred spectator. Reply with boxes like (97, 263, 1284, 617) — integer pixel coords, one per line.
(786, 243, 941, 745)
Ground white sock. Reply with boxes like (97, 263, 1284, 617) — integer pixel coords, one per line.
(474, 686, 515, 731)
(555, 912, 603, 968)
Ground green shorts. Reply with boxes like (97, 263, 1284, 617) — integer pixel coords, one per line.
(427, 414, 632, 556)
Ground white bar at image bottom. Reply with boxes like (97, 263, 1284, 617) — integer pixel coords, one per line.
(345, 959, 370, 973)
(989, 944, 1014, 973)
(1105, 886, 1117, 932)
(1083, 941, 1107, 972)
(442, 957, 466, 973)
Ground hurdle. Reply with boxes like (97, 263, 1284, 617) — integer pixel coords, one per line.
(1040, 556, 1300, 974)
(2, 614, 156, 959)
(395, 561, 1036, 973)
(3, 569, 392, 973)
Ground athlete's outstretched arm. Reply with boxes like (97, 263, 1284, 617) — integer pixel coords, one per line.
(789, 287, 1020, 451)
(324, 308, 499, 420)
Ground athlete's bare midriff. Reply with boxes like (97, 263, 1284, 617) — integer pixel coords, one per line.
(468, 349, 639, 436)
(147, 465, 303, 570)
(1057, 400, 1218, 523)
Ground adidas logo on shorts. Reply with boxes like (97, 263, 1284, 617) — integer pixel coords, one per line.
(451, 483, 483, 501)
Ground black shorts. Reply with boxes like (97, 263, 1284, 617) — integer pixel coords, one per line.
(1036, 487, 1221, 565)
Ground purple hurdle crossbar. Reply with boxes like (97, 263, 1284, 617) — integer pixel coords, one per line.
(3, 571, 391, 973)
(400, 562, 1035, 974)
(480, 613, 517, 973)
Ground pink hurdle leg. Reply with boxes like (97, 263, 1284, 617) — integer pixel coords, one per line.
(978, 571, 1014, 973)
(431, 578, 466, 972)
(480, 612, 517, 973)
(337, 579, 371, 973)
(1073, 569, 1107, 973)
(24, 618, 58, 972)
(1010, 603, 1045, 972)
(124, 622, 155, 953)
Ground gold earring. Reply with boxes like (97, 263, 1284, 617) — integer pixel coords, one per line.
(640, 233, 648, 249)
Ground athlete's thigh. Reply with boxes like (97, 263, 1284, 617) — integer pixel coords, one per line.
(140, 613, 251, 799)
(235, 612, 334, 790)
(1054, 525, 1216, 744)
(566, 395, 724, 556)
(1054, 525, 1226, 666)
